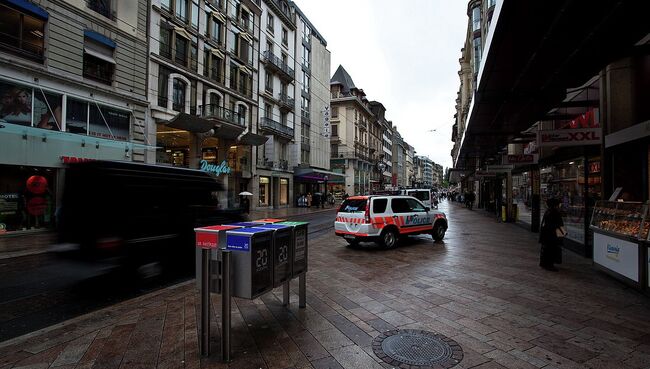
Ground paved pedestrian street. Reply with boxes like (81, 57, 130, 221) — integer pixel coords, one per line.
(1, 201, 650, 369)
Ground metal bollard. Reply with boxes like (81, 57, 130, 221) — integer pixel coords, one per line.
(299, 273, 306, 308)
(200, 248, 210, 357)
(282, 281, 290, 306)
(221, 250, 232, 362)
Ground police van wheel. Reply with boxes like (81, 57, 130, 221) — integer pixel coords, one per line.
(432, 224, 446, 242)
(380, 229, 398, 249)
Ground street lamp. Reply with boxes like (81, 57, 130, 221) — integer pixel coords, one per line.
(323, 175, 329, 208)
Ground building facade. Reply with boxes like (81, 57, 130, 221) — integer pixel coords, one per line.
(0, 0, 149, 234)
(330, 65, 375, 196)
(149, 0, 263, 209)
(369, 101, 392, 189)
(291, 3, 335, 202)
(391, 127, 407, 188)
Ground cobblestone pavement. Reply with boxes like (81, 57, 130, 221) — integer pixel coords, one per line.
(1, 201, 650, 369)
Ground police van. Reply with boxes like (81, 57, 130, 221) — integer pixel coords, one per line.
(334, 195, 447, 249)
(399, 188, 436, 209)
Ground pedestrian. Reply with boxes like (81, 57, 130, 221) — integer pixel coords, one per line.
(307, 192, 312, 207)
(539, 198, 566, 271)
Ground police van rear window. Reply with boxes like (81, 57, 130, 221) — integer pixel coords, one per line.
(339, 199, 367, 212)
(409, 191, 430, 201)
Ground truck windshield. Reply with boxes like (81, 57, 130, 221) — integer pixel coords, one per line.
(338, 199, 367, 212)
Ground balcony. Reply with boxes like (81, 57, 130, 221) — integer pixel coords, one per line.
(278, 93, 295, 112)
(200, 104, 245, 127)
(276, 159, 289, 171)
(257, 157, 273, 169)
(259, 117, 294, 140)
(262, 50, 294, 82)
(301, 136, 310, 151)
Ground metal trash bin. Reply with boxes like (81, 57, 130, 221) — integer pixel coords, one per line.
(225, 227, 274, 299)
(277, 221, 308, 277)
(255, 224, 293, 287)
(194, 225, 242, 292)
(252, 218, 287, 224)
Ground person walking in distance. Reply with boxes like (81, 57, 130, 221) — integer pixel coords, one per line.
(539, 198, 566, 271)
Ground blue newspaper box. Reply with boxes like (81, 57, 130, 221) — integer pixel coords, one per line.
(225, 221, 266, 228)
(255, 224, 293, 287)
(225, 227, 274, 299)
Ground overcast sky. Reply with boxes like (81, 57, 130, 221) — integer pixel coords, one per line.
(295, 0, 468, 171)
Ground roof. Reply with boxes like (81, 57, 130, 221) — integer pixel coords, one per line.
(330, 65, 356, 93)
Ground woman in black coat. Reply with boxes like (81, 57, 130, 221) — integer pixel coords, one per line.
(539, 198, 565, 271)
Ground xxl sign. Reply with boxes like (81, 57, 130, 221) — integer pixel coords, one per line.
(538, 128, 602, 147)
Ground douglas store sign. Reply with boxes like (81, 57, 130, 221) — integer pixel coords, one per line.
(199, 160, 232, 176)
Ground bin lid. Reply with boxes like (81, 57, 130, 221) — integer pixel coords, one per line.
(277, 221, 308, 226)
(252, 218, 287, 223)
(226, 222, 265, 227)
(194, 225, 241, 233)
(226, 227, 274, 235)
(255, 224, 291, 230)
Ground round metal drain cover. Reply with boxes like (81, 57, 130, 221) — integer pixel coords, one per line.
(372, 329, 463, 368)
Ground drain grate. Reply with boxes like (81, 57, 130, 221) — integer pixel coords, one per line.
(372, 329, 463, 368)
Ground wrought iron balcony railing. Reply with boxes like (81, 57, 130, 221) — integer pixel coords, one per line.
(259, 117, 294, 139)
(200, 104, 245, 126)
(262, 50, 294, 81)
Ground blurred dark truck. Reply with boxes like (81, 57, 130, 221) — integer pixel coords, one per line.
(56, 161, 244, 277)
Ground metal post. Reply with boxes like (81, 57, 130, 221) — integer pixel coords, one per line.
(200, 248, 210, 357)
(299, 273, 306, 308)
(221, 250, 232, 362)
(283, 281, 290, 306)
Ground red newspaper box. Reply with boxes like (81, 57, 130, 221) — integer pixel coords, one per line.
(194, 225, 241, 291)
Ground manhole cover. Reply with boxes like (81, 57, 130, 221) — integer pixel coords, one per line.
(372, 329, 463, 368)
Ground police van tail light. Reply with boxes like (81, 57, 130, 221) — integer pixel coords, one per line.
(364, 200, 371, 224)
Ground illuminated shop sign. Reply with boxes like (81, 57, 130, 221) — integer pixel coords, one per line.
(199, 159, 232, 176)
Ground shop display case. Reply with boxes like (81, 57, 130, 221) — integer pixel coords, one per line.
(590, 201, 649, 290)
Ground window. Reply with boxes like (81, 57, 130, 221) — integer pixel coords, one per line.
(264, 103, 272, 119)
(227, 29, 238, 54)
(204, 50, 223, 83)
(175, 0, 188, 22)
(229, 63, 238, 89)
(172, 78, 187, 112)
(237, 104, 247, 125)
(280, 178, 289, 205)
(266, 41, 273, 53)
(472, 7, 481, 32)
(66, 98, 88, 134)
(190, 38, 198, 71)
(211, 18, 222, 43)
(332, 107, 338, 118)
(191, 1, 199, 30)
(265, 70, 273, 92)
(240, 38, 252, 65)
(175, 35, 188, 65)
(302, 73, 310, 93)
(240, 9, 252, 33)
(267, 13, 274, 32)
(473, 37, 482, 74)
(303, 23, 311, 40)
(372, 198, 388, 213)
(259, 176, 270, 206)
(158, 66, 171, 107)
(282, 28, 288, 46)
(88, 104, 130, 141)
(302, 45, 310, 68)
(406, 198, 425, 212)
(159, 26, 172, 58)
(0, 4, 46, 62)
(83, 35, 116, 85)
(390, 198, 410, 213)
(161, 0, 171, 11)
(88, 0, 112, 19)
(228, 0, 239, 19)
(238, 70, 251, 96)
(339, 199, 366, 213)
(332, 124, 338, 137)
(280, 112, 287, 125)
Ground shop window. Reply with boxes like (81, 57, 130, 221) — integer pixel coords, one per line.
(83, 34, 116, 85)
(259, 176, 270, 207)
(0, 3, 46, 62)
(88, 104, 130, 141)
(65, 98, 88, 134)
(280, 178, 289, 205)
(0, 81, 61, 130)
(0, 165, 56, 233)
(172, 78, 187, 112)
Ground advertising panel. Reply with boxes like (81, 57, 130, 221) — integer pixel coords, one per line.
(593, 232, 639, 282)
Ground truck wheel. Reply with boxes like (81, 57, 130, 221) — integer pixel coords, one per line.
(432, 224, 446, 242)
(380, 228, 398, 249)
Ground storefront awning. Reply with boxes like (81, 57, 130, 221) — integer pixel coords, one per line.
(163, 113, 215, 133)
(238, 131, 268, 146)
(294, 167, 346, 182)
(214, 123, 244, 140)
